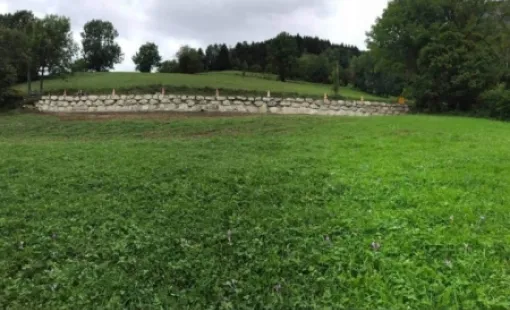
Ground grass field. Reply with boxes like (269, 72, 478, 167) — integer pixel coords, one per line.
(1, 112, 509, 309)
(14, 71, 387, 102)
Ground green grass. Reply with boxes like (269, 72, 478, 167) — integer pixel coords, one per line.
(14, 71, 387, 102)
(1, 112, 509, 309)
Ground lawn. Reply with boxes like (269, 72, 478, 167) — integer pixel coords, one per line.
(14, 71, 387, 102)
(0, 112, 509, 309)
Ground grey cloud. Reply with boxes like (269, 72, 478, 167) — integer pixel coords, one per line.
(147, 0, 334, 46)
(2, 0, 385, 71)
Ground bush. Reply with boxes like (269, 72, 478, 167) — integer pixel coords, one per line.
(479, 85, 510, 120)
(0, 88, 24, 110)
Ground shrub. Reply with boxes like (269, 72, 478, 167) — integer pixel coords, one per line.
(479, 84, 510, 120)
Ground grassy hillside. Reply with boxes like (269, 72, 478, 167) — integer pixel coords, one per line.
(1, 113, 509, 309)
(15, 71, 388, 101)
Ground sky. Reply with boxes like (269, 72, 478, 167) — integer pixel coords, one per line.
(0, 0, 390, 71)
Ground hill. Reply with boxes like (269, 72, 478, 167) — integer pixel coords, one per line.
(15, 71, 389, 102)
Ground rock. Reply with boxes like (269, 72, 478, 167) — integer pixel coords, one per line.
(143, 94, 152, 100)
(222, 100, 231, 106)
(254, 101, 264, 107)
(150, 99, 160, 105)
(187, 100, 195, 107)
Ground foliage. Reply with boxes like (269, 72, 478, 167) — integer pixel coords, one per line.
(81, 19, 123, 72)
(241, 60, 248, 77)
(479, 84, 510, 119)
(13, 71, 388, 101)
(295, 53, 331, 84)
(132, 42, 162, 73)
(331, 63, 340, 96)
(71, 58, 88, 73)
(176, 46, 204, 74)
(1, 114, 510, 309)
(216, 44, 231, 71)
(268, 32, 299, 82)
(158, 60, 179, 73)
(349, 52, 405, 97)
(367, 0, 509, 111)
(0, 10, 39, 85)
(0, 26, 28, 106)
(33, 15, 78, 92)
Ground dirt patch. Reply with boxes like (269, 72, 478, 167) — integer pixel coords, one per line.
(55, 111, 259, 122)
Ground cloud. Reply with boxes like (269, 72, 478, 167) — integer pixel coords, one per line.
(1, 0, 389, 71)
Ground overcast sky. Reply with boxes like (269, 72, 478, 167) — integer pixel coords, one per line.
(0, 0, 390, 71)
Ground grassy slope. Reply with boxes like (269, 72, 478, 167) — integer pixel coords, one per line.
(14, 71, 386, 101)
(1, 113, 509, 309)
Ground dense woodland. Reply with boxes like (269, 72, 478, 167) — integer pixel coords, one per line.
(1, 0, 509, 118)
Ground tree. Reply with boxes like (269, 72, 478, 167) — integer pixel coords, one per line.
(332, 63, 340, 96)
(0, 26, 28, 106)
(71, 58, 88, 73)
(176, 46, 204, 74)
(241, 60, 248, 77)
(366, 0, 505, 110)
(33, 15, 77, 92)
(132, 42, 161, 73)
(0, 10, 39, 92)
(268, 32, 298, 82)
(296, 53, 330, 84)
(81, 19, 123, 72)
(217, 44, 231, 71)
(158, 60, 179, 73)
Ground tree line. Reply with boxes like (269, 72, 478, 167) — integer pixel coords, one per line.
(0, 10, 124, 102)
(2, 1, 510, 119)
(360, 0, 510, 116)
(110, 32, 362, 89)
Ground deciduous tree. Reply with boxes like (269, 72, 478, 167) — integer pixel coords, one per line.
(132, 42, 161, 73)
(81, 19, 123, 72)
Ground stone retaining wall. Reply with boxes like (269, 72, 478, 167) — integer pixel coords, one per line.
(35, 94, 409, 116)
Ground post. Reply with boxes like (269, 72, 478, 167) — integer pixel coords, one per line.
(216, 89, 219, 97)
(267, 90, 271, 97)
(112, 89, 116, 96)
